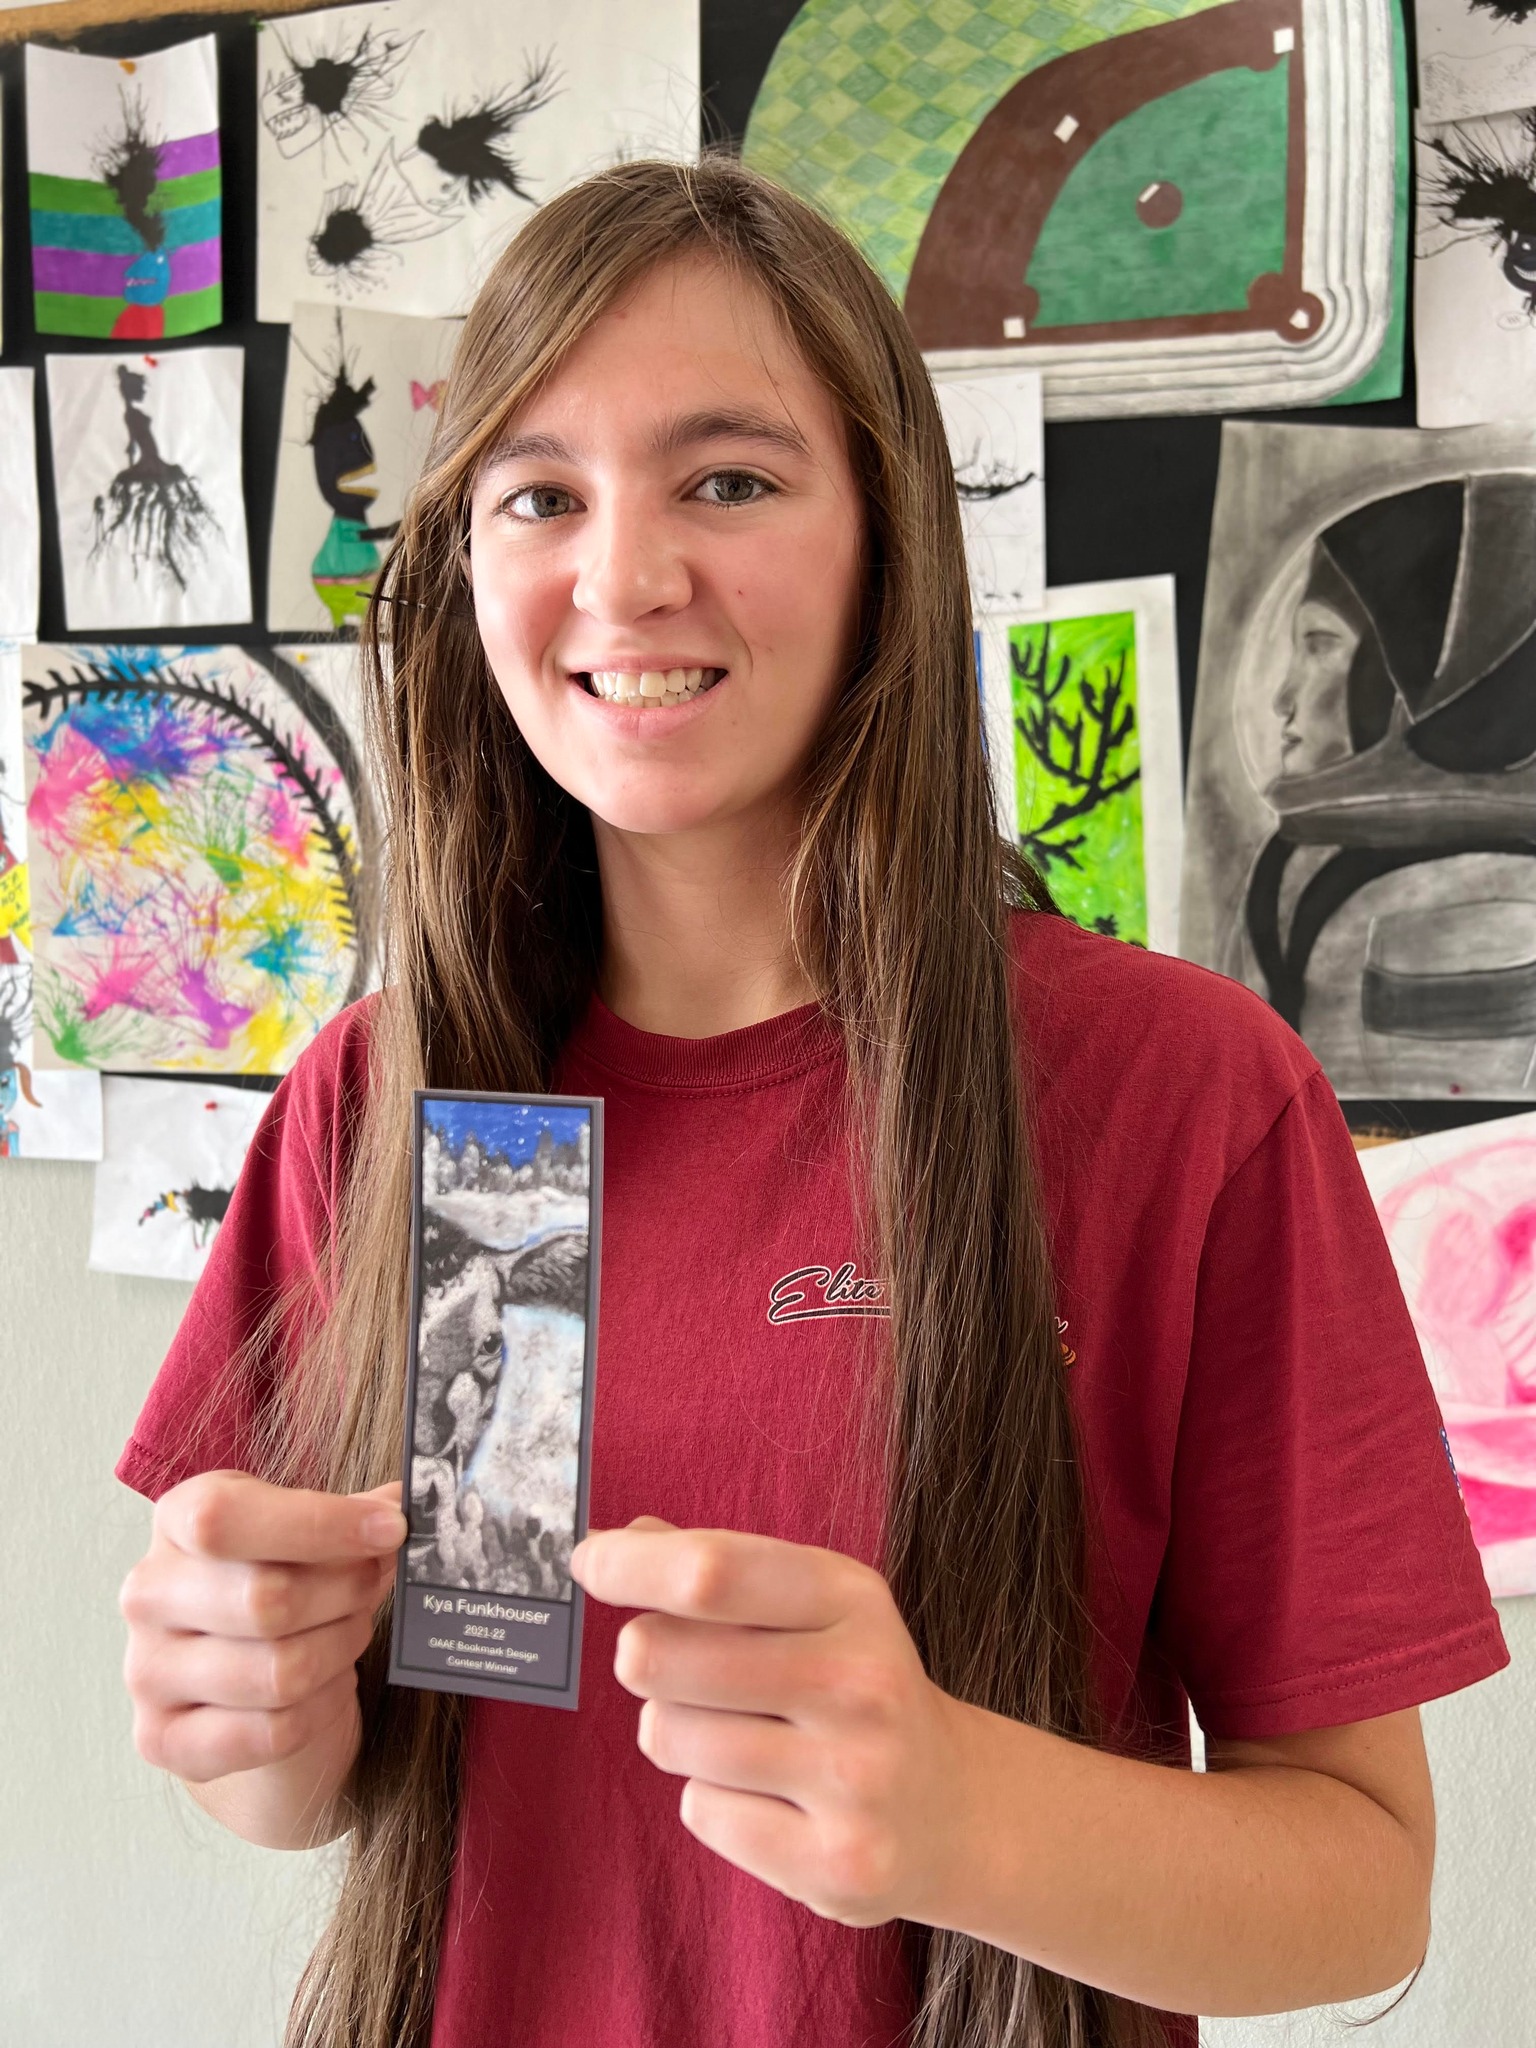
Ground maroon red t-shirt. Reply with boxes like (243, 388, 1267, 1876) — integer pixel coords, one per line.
(118, 915, 1505, 2048)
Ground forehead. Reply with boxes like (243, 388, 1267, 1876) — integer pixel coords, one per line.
(505, 253, 844, 449)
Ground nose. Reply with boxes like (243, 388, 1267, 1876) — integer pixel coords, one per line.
(1273, 662, 1298, 721)
(571, 492, 692, 624)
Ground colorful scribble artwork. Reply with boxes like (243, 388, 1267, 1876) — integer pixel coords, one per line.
(741, 0, 1406, 418)
(256, 0, 697, 322)
(1360, 1110, 1536, 1596)
(0, 642, 103, 1160)
(91, 1075, 270, 1280)
(25, 37, 221, 341)
(979, 577, 1183, 952)
(269, 302, 458, 632)
(22, 644, 376, 1074)
(47, 348, 250, 631)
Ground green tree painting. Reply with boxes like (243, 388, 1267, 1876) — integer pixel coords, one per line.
(1009, 610, 1145, 945)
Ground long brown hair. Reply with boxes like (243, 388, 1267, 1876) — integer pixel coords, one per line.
(279, 155, 1148, 2048)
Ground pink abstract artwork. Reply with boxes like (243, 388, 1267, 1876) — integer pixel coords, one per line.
(1361, 1111, 1536, 1597)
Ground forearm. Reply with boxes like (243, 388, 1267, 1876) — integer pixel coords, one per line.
(922, 1704, 1432, 2016)
(184, 1698, 363, 1852)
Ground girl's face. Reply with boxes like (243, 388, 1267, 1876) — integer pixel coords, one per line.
(467, 256, 866, 840)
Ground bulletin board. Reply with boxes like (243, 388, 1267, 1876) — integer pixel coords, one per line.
(0, 0, 1514, 1142)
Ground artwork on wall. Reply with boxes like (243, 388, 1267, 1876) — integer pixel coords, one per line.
(26, 36, 222, 341)
(741, 0, 1406, 419)
(255, 0, 699, 323)
(1415, 108, 1536, 426)
(0, 643, 102, 1161)
(1182, 420, 1536, 1101)
(46, 348, 250, 631)
(90, 1075, 269, 1281)
(1417, 0, 1536, 124)
(1360, 1110, 1536, 1597)
(0, 371, 40, 640)
(934, 369, 1044, 616)
(978, 575, 1183, 953)
(22, 643, 377, 1075)
(269, 301, 458, 632)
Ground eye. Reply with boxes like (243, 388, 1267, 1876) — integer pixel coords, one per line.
(694, 469, 774, 508)
(499, 483, 577, 522)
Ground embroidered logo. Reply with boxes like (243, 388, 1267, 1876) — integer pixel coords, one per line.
(767, 1262, 890, 1325)
(1057, 1317, 1077, 1367)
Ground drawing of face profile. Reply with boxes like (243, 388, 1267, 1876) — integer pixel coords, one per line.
(1271, 596, 1358, 779)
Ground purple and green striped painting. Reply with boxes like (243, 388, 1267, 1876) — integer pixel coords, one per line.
(26, 37, 223, 341)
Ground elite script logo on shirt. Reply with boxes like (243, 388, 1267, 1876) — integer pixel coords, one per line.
(767, 1263, 890, 1324)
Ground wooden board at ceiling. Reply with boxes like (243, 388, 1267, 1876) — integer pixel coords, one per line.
(0, 0, 318, 41)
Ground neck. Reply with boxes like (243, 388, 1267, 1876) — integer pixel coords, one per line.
(593, 806, 815, 1038)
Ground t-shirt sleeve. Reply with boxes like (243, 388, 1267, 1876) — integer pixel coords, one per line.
(1154, 1070, 1508, 1740)
(114, 1006, 367, 1503)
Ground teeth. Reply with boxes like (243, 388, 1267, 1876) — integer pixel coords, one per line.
(583, 667, 722, 707)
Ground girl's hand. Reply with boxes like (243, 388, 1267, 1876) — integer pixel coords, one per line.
(570, 1519, 975, 1928)
(120, 1471, 406, 1786)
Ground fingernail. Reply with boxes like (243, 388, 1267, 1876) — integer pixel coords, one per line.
(362, 1510, 406, 1548)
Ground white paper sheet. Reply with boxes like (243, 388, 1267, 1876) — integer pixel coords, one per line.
(1418, 0, 1536, 122)
(0, 370, 37, 638)
(1415, 110, 1536, 426)
(934, 370, 1045, 616)
(255, 0, 700, 324)
(1360, 1110, 1536, 1596)
(978, 575, 1182, 955)
(25, 36, 222, 341)
(46, 348, 251, 631)
(91, 1075, 270, 1281)
(269, 301, 459, 632)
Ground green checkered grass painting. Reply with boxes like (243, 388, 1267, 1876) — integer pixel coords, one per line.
(741, 0, 1229, 302)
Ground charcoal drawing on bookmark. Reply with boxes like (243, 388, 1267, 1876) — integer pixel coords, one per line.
(391, 1090, 602, 1708)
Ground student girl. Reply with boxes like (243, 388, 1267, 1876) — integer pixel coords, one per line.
(117, 157, 1505, 2048)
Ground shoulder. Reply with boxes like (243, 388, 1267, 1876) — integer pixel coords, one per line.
(1008, 911, 1322, 1190)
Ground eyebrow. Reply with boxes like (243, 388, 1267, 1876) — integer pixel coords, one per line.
(481, 406, 812, 472)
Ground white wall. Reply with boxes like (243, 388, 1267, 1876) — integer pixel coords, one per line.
(0, 1157, 332, 2048)
(2, 1153, 1528, 2046)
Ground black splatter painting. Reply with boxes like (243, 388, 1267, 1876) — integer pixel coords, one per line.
(1422, 113, 1536, 312)
(1469, 0, 1536, 23)
(307, 141, 454, 292)
(138, 1180, 233, 1246)
(413, 54, 560, 206)
(91, 364, 220, 590)
(261, 22, 422, 161)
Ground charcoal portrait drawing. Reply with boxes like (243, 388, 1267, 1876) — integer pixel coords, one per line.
(1182, 421, 1536, 1099)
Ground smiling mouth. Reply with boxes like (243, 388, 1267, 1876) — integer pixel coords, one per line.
(576, 667, 726, 708)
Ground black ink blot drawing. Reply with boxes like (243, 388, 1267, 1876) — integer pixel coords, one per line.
(1421, 113, 1536, 312)
(411, 55, 560, 208)
(299, 312, 402, 629)
(262, 21, 422, 161)
(1470, 0, 1536, 23)
(308, 141, 454, 292)
(138, 1179, 234, 1245)
(47, 346, 250, 629)
(91, 364, 220, 591)
(257, 0, 696, 323)
(91, 1076, 269, 1280)
(269, 301, 459, 633)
